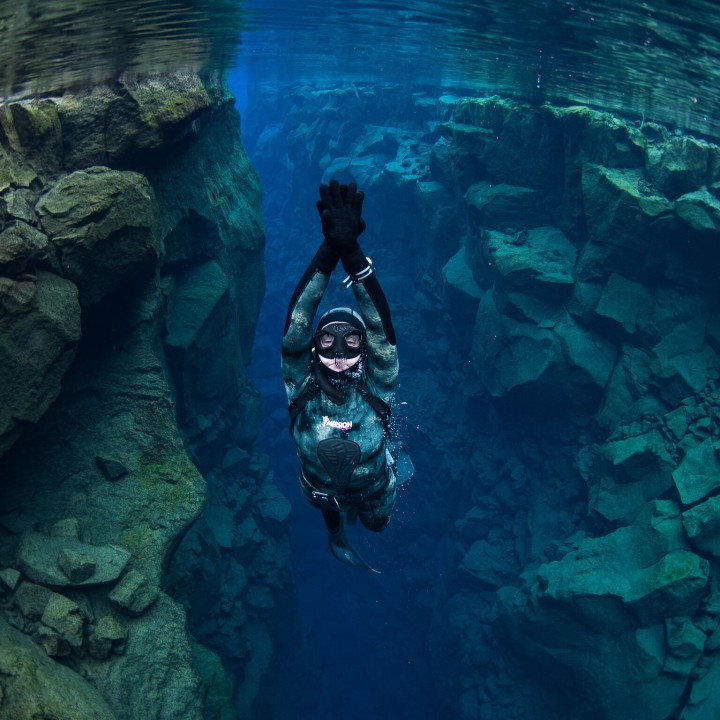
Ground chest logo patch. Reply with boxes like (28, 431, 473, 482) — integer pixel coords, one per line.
(322, 416, 353, 432)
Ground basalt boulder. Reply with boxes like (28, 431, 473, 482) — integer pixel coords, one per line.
(36, 166, 159, 306)
(0, 220, 48, 275)
(577, 164, 674, 284)
(0, 271, 80, 456)
(499, 500, 710, 720)
(16, 529, 131, 587)
(0, 615, 117, 720)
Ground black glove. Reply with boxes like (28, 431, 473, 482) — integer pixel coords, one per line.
(316, 180, 366, 254)
(310, 240, 340, 275)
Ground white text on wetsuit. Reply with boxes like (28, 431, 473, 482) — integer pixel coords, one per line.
(322, 416, 353, 432)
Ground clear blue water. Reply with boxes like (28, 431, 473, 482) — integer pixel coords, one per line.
(5, 3, 720, 718)
(229, 5, 720, 715)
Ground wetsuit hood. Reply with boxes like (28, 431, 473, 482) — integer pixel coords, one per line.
(316, 307, 366, 333)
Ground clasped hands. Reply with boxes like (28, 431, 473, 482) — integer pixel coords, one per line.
(316, 179, 366, 257)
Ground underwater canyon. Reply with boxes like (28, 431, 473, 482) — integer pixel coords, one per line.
(1, 70, 720, 720)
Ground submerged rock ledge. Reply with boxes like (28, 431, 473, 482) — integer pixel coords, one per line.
(0, 73, 285, 719)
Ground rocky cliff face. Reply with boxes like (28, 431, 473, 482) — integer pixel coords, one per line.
(245, 84, 720, 720)
(0, 73, 285, 720)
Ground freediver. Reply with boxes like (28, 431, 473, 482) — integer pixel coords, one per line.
(281, 179, 399, 570)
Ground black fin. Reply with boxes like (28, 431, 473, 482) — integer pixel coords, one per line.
(328, 525, 380, 573)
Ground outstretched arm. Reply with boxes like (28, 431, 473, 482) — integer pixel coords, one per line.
(283, 179, 365, 399)
(316, 179, 399, 402)
(353, 271, 398, 404)
(281, 243, 337, 402)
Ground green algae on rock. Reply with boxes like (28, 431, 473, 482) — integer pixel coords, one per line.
(0, 616, 117, 720)
(0, 271, 80, 456)
(0, 72, 270, 720)
(36, 167, 159, 305)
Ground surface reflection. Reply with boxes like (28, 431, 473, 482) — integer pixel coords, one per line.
(0, 0, 245, 99)
(240, 0, 720, 138)
(2, 2, 718, 156)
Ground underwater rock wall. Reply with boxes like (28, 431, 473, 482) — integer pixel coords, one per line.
(443, 99, 720, 720)
(0, 74, 286, 719)
(431, 98, 720, 720)
(245, 84, 720, 719)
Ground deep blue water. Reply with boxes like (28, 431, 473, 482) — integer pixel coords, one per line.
(226, 0, 720, 703)
(247, 222, 452, 719)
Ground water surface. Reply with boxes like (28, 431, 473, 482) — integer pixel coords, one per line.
(240, 0, 720, 137)
(3, 1, 719, 138)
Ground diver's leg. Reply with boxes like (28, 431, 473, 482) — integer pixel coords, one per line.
(322, 509, 342, 534)
(359, 475, 397, 532)
(324, 509, 379, 571)
(346, 506, 359, 525)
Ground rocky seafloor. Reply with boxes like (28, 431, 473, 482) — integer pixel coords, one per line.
(2, 71, 720, 720)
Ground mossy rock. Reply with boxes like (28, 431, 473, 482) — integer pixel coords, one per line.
(36, 166, 159, 305)
(127, 74, 211, 129)
(675, 187, 720, 232)
(0, 616, 116, 720)
(0, 271, 80, 458)
(53, 74, 215, 169)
